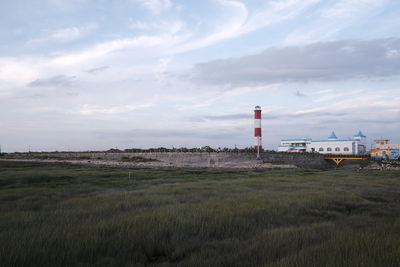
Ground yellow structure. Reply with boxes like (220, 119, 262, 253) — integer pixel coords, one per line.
(324, 153, 369, 166)
(370, 148, 390, 158)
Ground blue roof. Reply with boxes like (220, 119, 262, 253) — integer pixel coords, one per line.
(328, 131, 337, 139)
(354, 131, 366, 138)
(312, 139, 354, 143)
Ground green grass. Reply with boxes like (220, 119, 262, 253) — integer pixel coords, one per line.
(0, 161, 399, 267)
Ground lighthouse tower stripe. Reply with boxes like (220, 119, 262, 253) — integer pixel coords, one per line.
(254, 119, 261, 130)
(254, 106, 262, 150)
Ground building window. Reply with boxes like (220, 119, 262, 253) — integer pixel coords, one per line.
(335, 147, 340, 152)
(319, 148, 324, 152)
(344, 147, 349, 151)
(327, 148, 332, 152)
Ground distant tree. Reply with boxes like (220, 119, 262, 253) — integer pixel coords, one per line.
(201, 146, 215, 152)
(107, 148, 122, 153)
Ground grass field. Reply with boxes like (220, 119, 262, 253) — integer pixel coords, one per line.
(0, 161, 399, 267)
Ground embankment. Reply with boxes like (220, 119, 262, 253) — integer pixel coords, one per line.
(1, 151, 330, 168)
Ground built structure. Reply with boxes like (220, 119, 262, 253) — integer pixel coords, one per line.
(278, 131, 367, 154)
(370, 139, 400, 160)
(254, 106, 262, 159)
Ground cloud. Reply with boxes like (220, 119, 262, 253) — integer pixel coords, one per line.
(94, 127, 244, 142)
(192, 38, 400, 85)
(50, 34, 175, 66)
(51, 27, 89, 42)
(76, 103, 153, 115)
(313, 89, 363, 103)
(47, 0, 89, 11)
(28, 75, 77, 87)
(171, 0, 319, 54)
(196, 113, 251, 121)
(129, 20, 184, 34)
(316, 89, 333, 94)
(1, 0, 322, 90)
(283, 0, 389, 45)
(295, 90, 306, 97)
(87, 66, 109, 74)
(133, 0, 172, 15)
(195, 111, 349, 122)
(322, 0, 387, 19)
(238, 0, 320, 34)
(168, 0, 249, 54)
(28, 24, 97, 45)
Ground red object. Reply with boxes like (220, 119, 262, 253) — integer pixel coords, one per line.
(254, 106, 262, 150)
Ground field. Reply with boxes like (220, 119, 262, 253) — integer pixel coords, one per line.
(1, 161, 400, 267)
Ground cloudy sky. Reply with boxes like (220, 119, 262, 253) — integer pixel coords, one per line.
(1, 0, 400, 152)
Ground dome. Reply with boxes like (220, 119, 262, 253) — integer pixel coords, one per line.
(328, 131, 338, 139)
(354, 131, 366, 138)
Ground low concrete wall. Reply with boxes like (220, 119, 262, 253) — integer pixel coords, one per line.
(2, 151, 329, 168)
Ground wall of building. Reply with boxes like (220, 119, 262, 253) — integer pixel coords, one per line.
(371, 149, 400, 160)
(278, 140, 309, 152)
(307, 141, 355, 154)
(379, 144, 400, 150)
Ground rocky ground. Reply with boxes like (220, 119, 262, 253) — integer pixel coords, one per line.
(363, 161, 400, 170)
(2, 156, 398, 170)
(0, 158, 298, 169)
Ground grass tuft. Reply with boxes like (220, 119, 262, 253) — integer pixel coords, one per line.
(0, 162, 399, 266)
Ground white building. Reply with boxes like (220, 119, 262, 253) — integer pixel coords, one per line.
(278, 131, 367, 154)
(279, 138, 311, 152)
(373, 139, 400, 150)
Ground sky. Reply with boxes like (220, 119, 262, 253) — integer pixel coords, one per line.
(0, 0, 400, 152)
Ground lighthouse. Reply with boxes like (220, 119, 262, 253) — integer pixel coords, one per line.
(254, 106, 262, 159)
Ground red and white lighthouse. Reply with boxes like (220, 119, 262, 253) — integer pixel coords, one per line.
(254, 105, 262, 158)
